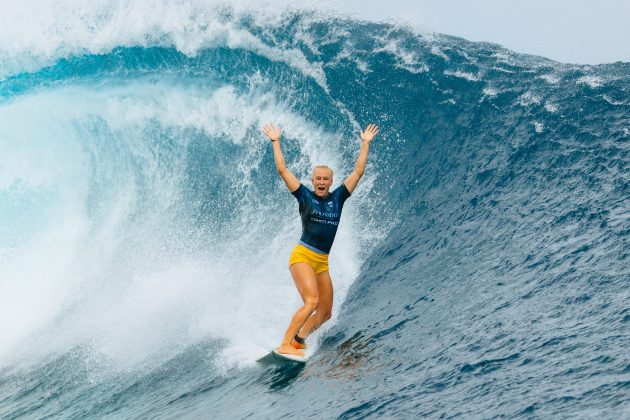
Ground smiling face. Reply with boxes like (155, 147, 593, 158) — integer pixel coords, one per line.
(312, 166, 333, 197)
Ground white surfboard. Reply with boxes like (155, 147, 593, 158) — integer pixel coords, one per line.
(257, 349, 307, 364)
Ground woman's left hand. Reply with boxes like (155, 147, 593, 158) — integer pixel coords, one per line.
(360, 124, 379, 143)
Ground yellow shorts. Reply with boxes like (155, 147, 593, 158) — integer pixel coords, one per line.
(288, 244, 329, 274)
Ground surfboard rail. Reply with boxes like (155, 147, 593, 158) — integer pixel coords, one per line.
(257, 349, 307, 364)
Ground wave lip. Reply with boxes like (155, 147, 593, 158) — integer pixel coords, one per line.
(0, 1, 344, 87)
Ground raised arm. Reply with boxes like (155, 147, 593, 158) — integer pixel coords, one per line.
(344, 123, 379, 193)
(263, 123, 300, 192)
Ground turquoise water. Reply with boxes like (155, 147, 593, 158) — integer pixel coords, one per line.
(1, 3, 629, 419)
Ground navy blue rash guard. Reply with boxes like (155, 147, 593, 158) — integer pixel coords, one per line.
(291, 183, 352, 254)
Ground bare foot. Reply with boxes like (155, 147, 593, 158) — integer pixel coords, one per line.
(277, 344, 305, 356)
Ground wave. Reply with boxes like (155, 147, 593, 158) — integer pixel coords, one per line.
(1, 2, 628, 418)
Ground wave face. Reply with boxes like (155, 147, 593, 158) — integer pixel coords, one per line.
(1, 2, 629, 418)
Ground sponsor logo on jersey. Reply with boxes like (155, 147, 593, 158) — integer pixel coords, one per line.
(312, 209, 338, 218)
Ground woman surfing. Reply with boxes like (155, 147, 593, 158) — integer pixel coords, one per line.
(262, 123, 379, 358)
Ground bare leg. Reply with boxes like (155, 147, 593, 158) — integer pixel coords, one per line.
(277, 263, 319, 355)
(298, 270, 333, 339)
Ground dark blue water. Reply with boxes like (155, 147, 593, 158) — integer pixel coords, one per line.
(1, 5, 629, 419)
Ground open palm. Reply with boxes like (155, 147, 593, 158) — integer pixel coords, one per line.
(263, 123, 281, 142)
(360, 124, 379, 143)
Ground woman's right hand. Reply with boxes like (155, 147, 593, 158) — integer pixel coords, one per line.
(263, 123, 281, 142)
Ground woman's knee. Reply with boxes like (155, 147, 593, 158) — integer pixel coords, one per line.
(304, 296, 319, 312)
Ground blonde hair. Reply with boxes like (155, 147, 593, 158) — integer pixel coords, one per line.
(313, 165, 333, 177)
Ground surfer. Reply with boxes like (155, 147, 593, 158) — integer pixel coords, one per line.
(262, 123, 379, 357)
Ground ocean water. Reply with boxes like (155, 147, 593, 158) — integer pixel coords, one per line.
(1, 2, 629, 418)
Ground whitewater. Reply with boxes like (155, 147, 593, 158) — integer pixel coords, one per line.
(1, 1, 628, 418)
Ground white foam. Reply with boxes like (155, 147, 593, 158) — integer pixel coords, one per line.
(444, 70, 480, 82)
(0, 1, 335, 90)
(602, 95, 625, 106)
(492, 52, 512, 62)
(544, 102, 558, 113)
(517, 91, 542, 107)
(539, 73, 561, 84)
(431, 46, 449, 61)
(0, 93, 92, 362)
(577, 75, 603, 88)
(371, 29, 430, 74)
(490, 66, 516, 74)
(481, 87, 498, 100)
